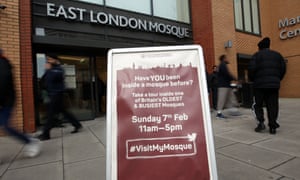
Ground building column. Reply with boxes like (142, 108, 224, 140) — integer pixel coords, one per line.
(20, 0, 36, 132)
(190, 0, 215, 73)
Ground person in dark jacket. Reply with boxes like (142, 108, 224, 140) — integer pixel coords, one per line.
(248, 37, 286, 134)
(216, 55, 240, 118)
(209, 65, 218, 110)
(96, 76, 106, 113)
(0, 48, 41, 157)
(38, 56, 82, 140)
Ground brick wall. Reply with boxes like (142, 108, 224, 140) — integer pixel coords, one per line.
(0, 0, 23, 134)
(208, 0, 300, 97)
(266, 0, 300, 97)
(0, 0, 35, 135)
(211, 0, 238, 76)
(190, 0, 215, 73)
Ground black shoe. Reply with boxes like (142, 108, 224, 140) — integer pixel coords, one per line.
(216, 113, 226, 119)
(71, 125, 82, 134)
(54, 124, 65, 128)
(255, 123, 266, 132)
(269, 128, 276, 134)
(37, 134, 50, 141)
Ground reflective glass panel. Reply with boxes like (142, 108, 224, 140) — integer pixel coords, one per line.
(153, 0, 190, 23)
(75, 0, 103, 5)
(106, 0, 151, 14)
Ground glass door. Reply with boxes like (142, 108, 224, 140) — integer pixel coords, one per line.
(35, 53, 96, 125)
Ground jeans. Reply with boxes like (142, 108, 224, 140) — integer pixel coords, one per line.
(0, 106, 30, 144)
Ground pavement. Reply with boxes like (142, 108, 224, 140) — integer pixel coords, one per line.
(0, 98, 299, 180)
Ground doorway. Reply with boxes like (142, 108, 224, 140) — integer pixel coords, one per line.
(237, 53, 253, 108)
(237, 53, 252, 82)
(34, 53, 105, 125)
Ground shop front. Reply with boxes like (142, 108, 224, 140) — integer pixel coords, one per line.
(33, 46, 108, 124)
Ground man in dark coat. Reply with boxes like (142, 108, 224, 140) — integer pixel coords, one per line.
(0, 48, 41, 157)
(248, 37, 286, 134)
(38, 56, 82, 140)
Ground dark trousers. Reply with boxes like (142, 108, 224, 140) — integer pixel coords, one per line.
(211, 87, 218, 109)
(43, 93, 81, 137)
(0, 106, 30, 144)
(253, 88, 279, 129)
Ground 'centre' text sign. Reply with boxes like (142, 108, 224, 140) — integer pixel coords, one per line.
(107, 45, 218, 180)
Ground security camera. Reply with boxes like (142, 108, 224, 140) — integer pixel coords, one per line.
(0, 5, 7, 10)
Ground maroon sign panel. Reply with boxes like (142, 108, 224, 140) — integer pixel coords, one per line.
(107, 46, 217, 180)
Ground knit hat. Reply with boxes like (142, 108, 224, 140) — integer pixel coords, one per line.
(258, 37, 270, 49)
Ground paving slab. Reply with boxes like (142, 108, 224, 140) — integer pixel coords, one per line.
(64, 157, 106, 180)
(278, 177, 295, 180)
(61, 124, 80, 135)
(268, 125, 300, 137)
(89, 124, 106, 146)
(62, 129, 100, 147)
(0, 143, 22, 176)
(0, 98, 299, 180)
(9, 139, 62, 169)
(272, 158, 300, 180)
(214, 129, 271, 144)
(63, 142, 105, 164)
(212, 115, 259, 134)
(1, 162, 63, 180)
(216, 154, 282, 180)
(50, 127, 63, 139)
(254, 138, 300, 157)
(276, 129, 300, 143)
(81, 116, 106, 127)
(0, 136, 21, 144)
(211, 124, 233, 135)
(34, 127, 63, 140)
(213, 136, 237, 149)
(217, 143, 293, 169)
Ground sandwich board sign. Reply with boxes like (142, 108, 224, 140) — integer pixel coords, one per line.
(107, 45, 218, 180)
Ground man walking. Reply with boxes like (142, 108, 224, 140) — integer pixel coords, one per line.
(248, 37, 286, 134)
(216, 54, 240, 118)
(38, 55, 82, 140)
(0, 48, 41, 157)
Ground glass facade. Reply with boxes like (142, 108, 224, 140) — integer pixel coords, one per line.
(75, 0, 103, 5)
(106, 0, 151, 15)
(153, 0, 190, 23)
(251, 0, 260, 34)
(234, 0, 243, 30)
(76, 0, 190, 23)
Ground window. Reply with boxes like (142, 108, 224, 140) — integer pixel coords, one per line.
(75, 0, 103, 5)
(75, 0, 191, 24)
(106, 0, 151, 15)
(153, 0, 190, 23)
(234, 0, 260, 35)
